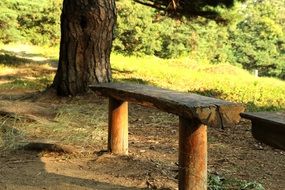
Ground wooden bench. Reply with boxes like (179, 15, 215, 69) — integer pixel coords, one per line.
(240, 112, 285, 150)
(89, 82, 244, 190)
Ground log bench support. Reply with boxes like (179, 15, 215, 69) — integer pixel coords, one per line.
(108, 98, 208, 189)
(179, 117, 207, 190)
(108, 97, 128, 155)
(240, 112, 285, 150)
(89, 82, 244, 190)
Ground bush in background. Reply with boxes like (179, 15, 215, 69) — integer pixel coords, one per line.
(0, 0, 23, 43)
(230, 0, 285, 78)
(0, 0, 61, 46)
(113, 1, 193, 58)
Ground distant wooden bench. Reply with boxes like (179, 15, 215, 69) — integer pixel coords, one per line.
(89, 82, 244, 190)
(240, 112, 285, 150)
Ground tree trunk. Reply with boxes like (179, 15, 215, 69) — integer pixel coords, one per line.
(53, 0, 116, 96)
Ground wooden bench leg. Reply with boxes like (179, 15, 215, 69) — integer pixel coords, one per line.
(108, 97, 128, 155)
(179, 117, 207, 190)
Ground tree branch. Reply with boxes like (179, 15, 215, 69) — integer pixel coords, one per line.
(133, 0, 166, 11)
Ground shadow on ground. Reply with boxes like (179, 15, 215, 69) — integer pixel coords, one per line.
(0, 49, 57, 67)
(0, 150, 149, 190)
(0, 106, 176, 190)
(0, 124, 166, 190)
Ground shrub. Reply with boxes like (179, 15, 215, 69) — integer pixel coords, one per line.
(113, 0, 195, 58)
(0, 0, 61, 46)
(229, 0, 285, 78)
(0, 0, 23, 43)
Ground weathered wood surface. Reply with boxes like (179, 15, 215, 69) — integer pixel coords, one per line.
(90, 83, 244, 128)
(240, 112, 285, 125)
(241, 112, 285, 150)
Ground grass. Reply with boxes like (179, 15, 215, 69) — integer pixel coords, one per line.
(0, 45, 283, 144)
(0, 43, 59, 60)
(0, 44, 56, 90)
(23, 102, 108, 146)
(1, 44, 284, 111)
(111, 54, 285, 111)
(0, 100, 108, 150)
(0, 115, 27, 150)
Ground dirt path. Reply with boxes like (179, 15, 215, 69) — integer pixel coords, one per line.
(0, 87, 284, 189)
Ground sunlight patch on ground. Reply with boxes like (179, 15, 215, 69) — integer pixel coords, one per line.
(0, 66, 16, 75)
(0, 43, 59, 60)
(0, 80, 10, 85)
(1, 44, 37, 53)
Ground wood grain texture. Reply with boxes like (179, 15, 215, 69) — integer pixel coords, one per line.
(108, 98, 128, 155)
(241, 112, 285, 150)
(90, 82, 244, 128)
(179, 117, 207, 190)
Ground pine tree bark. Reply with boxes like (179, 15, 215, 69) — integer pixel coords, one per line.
(53, 0, 116, 96)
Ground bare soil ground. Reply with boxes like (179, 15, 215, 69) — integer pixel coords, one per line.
(0, 87, 284, 190)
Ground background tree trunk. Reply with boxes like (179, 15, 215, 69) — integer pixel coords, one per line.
(53, 0, 116, 96)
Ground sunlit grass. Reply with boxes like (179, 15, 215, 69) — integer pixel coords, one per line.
(0, 63, 55, 91)
(111, 54, 285, 111)
(0, 44, 284, 111)
(10, 102, 108, 148)
(0, 44, 56, 90)
(0, 99, 108, 151)
(0, 77, 53, 90)
(0, 43, 59, 60)
(0, 64, 15, 74)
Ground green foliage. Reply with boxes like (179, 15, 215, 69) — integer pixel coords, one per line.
(113, 1, 161, 56)
(0, 0, 23, 43)
(0, 0, 61, 46)
(114, 0, 234, 60)
(114, 0, 285, 78)
(230, 0, 285, 78)
(114, 0, 201, 58)
(18, 0, 61, 45)
(208, 174, 265, 190)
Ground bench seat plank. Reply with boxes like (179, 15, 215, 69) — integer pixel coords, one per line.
(90, 82, 244, 128)
(241, 112, 285, 125)
(240, 112, 285, 150)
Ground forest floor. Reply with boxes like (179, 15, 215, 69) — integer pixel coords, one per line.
(1, 86, 285, 190)
(0, 47, 284, 190)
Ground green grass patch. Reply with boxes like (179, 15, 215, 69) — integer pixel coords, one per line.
(0, 44, 59, 60)
(208, 174, 265, 190)
(111, 54, 285, 111)
(0, 77, 53, 90)
(0, 44, 56, 91)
